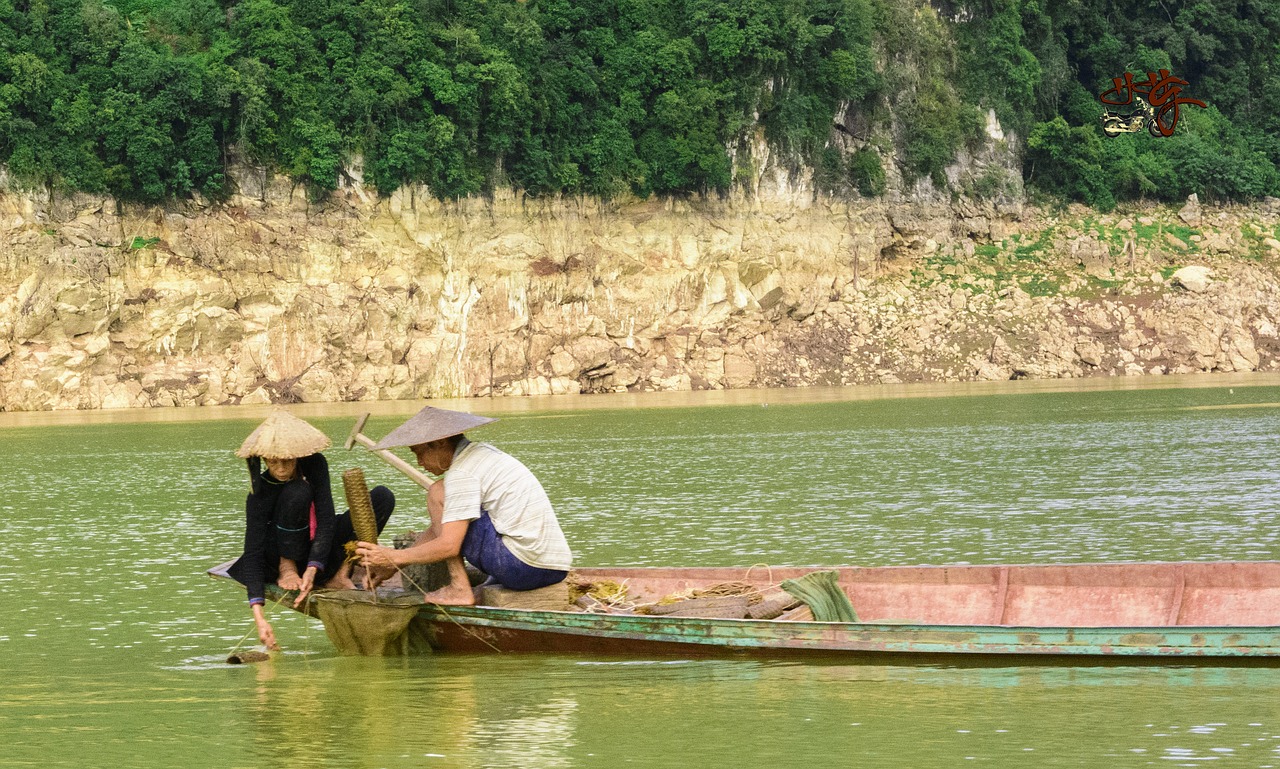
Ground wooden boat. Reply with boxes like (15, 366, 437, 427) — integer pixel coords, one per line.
(209, 560, 1280, 662)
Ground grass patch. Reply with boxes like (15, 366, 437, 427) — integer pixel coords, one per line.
(1130, 220, 1162, 243)
(1083, 275, 1124, 294)
(1239, 226, 1269, 261)
(1097, 225, 1130, 255)
(1012, 228, 1054, 262)
(1163, 224, 1200, 251)
(1022, 274, 1061, 296)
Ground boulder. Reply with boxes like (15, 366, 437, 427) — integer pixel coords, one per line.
(1178, 194, 1201, 227)
(1171, 266, 1213, 293)
(1075, 338, 1105, 367)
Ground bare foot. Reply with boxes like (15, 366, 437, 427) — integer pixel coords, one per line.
(277, 559, 302, 591)
(419, 582, 476, 606)
(322, 572, 356, 590)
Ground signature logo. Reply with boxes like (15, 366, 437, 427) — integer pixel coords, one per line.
(1099, 70, 1206, 138)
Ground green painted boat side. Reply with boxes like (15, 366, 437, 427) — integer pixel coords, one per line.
(406, 604, 1280, 659)
(212, 560, 1280, 661)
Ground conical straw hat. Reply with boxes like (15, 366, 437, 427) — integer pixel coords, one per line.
(373, 406, 497, 450)
(236, 408, 332, 459)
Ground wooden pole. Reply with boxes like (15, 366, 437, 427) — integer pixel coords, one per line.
(344, 413, 437, 491)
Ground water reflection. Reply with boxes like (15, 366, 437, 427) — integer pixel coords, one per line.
(4, 371, 1279, 429)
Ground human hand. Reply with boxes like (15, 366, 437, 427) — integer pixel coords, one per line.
(355, 542, 399, 571)
(355, 542, 398, 591)
(255, 615, 281, 651)
(293, 566, 317, 608)
(364, 563, 397, 591)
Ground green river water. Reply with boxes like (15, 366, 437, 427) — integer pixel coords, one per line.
(3, 374, 1280, 768)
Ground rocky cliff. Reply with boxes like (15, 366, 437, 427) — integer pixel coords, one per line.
(2, 169, 1279, 411)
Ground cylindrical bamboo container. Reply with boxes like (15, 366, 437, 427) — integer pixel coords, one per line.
(342, 467, 379, 544)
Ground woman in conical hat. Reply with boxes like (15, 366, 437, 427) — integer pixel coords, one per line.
(226, 408, 397, 650)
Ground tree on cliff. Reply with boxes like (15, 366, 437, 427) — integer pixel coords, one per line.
(0, 0, 1275, 205)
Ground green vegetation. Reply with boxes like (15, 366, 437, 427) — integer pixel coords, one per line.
(1010, 228, 1053, 261)
(0, 0, 878, 201)
(848, 146, 885, 196)
(1019, 0, 1280, 208)
(1021, 274, 1059, 296)
(0, 0, 1276, 205)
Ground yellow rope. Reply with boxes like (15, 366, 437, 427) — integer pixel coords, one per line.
(226, 623, 258, 658)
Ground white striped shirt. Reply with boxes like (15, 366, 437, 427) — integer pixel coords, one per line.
(441, 439, 573, 571)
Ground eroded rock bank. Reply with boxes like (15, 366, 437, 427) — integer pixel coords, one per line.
(2, 178, 1279, 411)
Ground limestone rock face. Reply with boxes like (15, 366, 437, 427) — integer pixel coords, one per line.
(1, 180, 1278, 411)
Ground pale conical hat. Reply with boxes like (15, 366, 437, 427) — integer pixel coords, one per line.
(236, 408, 332, 459)
(373, 406, 497, 450)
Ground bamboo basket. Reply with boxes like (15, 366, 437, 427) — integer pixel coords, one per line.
(342, 467, 379, 544)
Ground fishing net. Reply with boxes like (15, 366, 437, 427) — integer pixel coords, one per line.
(310, 591, 431, 656)
(780, 570, 859, 622)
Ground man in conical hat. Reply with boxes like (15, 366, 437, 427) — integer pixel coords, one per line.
(355, 406, 572, 604)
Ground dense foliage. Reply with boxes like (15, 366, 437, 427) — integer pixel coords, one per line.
(0, 0, 876, 201)
(0, 0, 1276, 206)
(1012, 0, 1280, 208)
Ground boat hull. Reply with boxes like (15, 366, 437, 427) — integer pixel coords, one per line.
(210, 560, 1280, 662)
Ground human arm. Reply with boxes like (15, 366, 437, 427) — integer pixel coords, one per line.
(251, 602, 280, 651)
(241, 489, 282, 648)
(355, 520, 470, 590)
(239, 491, 274, 606)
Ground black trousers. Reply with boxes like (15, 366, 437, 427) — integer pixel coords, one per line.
(231, 484, 395, 588)
(326, 485, 396, 571)
(272, 477, 319, 565)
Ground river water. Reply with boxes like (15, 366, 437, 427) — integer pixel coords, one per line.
(2, 374, 1280, 768)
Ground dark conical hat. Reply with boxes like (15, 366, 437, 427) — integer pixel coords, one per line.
(236, 408, 332, 459)
(372, 406, 497, 450)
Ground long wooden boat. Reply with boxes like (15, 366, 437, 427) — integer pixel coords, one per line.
(209, 560, 1280, 662)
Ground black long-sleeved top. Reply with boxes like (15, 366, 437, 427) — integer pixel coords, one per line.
(229, 453, 337, 605)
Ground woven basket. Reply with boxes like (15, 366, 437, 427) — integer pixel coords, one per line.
(342, 467, 379, 544)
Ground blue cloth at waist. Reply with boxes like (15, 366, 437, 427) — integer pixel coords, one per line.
(460, 511, 567, 591)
